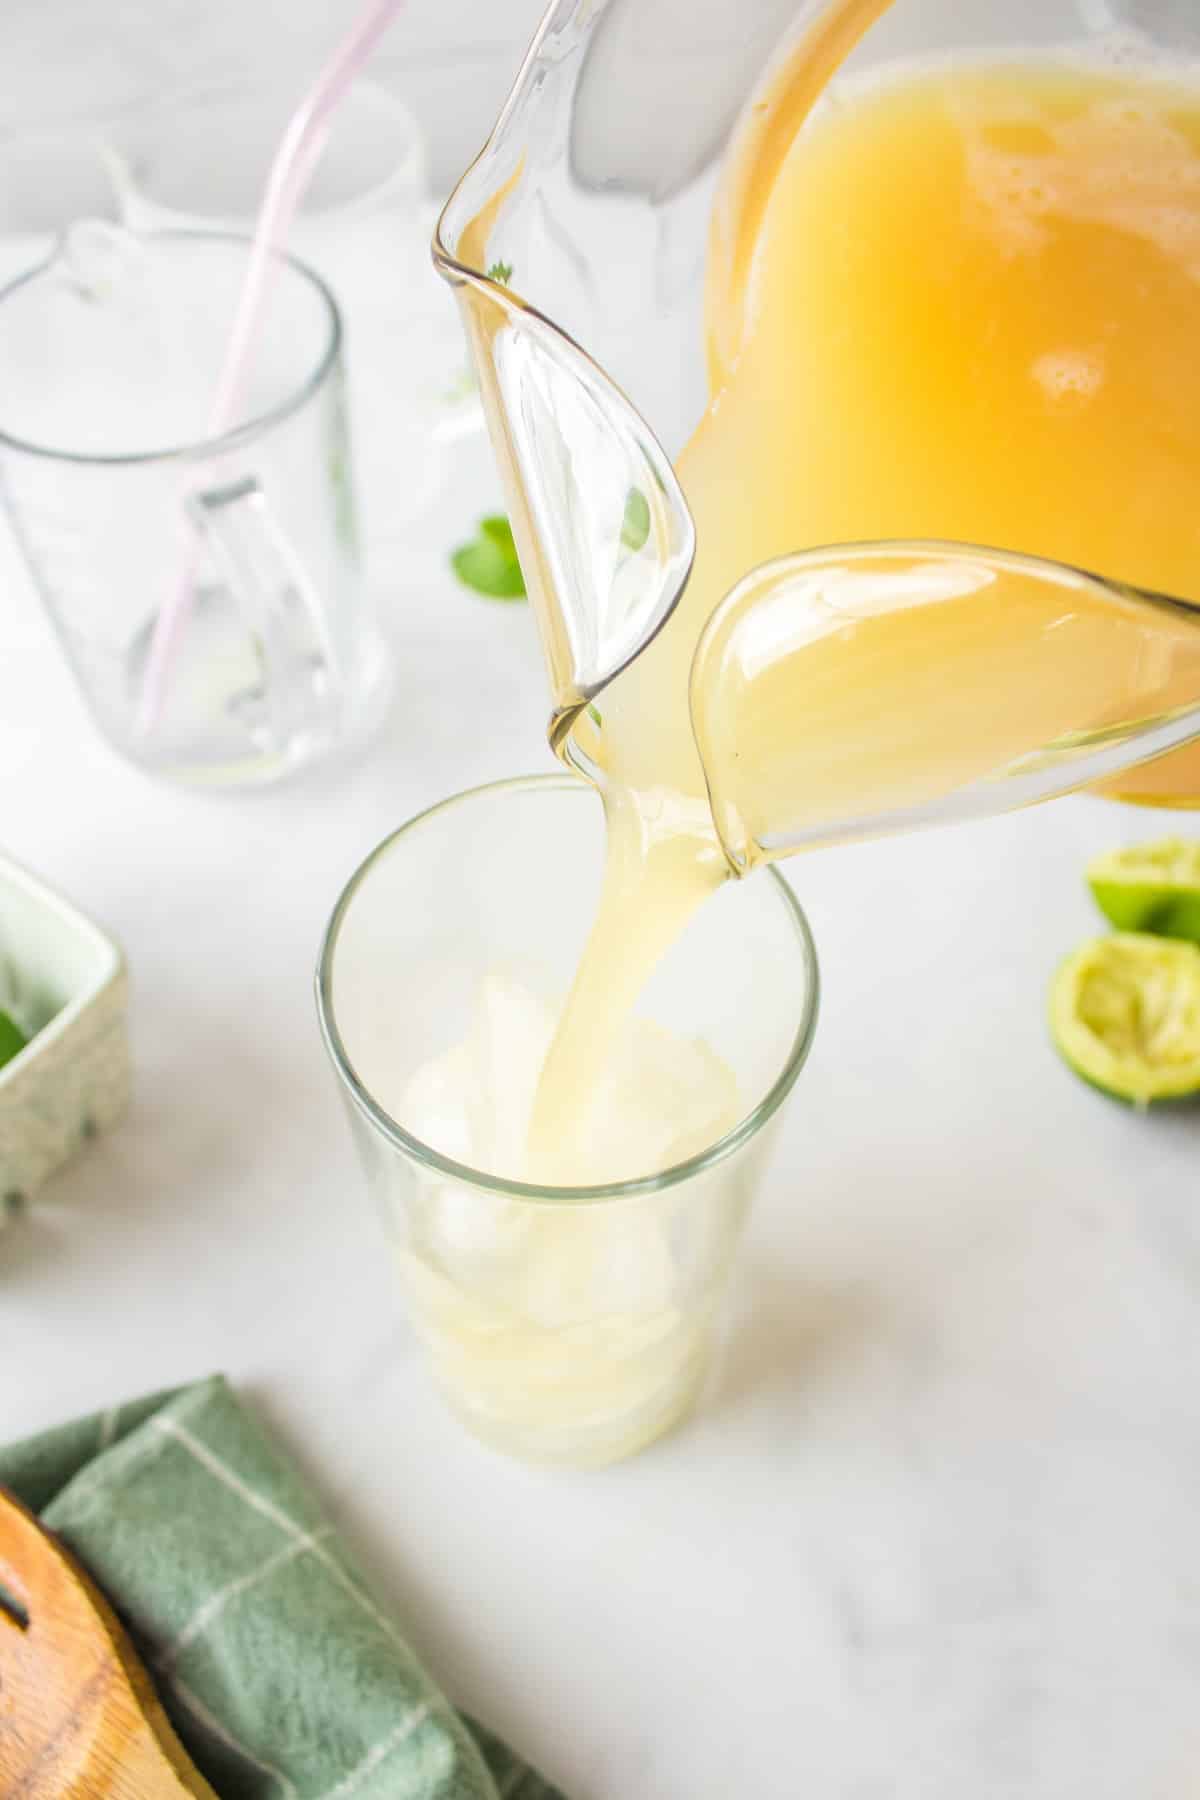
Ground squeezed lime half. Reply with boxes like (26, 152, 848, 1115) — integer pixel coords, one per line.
(1087, 838, 1200, 942)
(1050, 932, 1200, 1103)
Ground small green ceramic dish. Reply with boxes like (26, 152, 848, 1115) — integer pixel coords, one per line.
(0, 854, 130, 1215)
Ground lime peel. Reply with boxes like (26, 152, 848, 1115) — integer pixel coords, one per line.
(1088, 838, 1200, 942)
(1050, 932, 1200, 1105)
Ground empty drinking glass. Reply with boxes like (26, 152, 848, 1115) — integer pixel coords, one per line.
(0, 225, 389, 785)
(108, 80, 473, 553)
(0, 130, 116, 286)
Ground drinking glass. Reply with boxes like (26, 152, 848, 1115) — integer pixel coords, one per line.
(316, 776, 819, 1466)
(435, 0, 1200, 829)
(0, 227, 388, 786)
(109, 79, 475, 547)
(0, 130, 117, 286)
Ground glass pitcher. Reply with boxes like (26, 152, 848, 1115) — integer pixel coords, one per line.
(435, 0, 1200, 862)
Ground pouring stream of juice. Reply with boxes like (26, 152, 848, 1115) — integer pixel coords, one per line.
(527, 45, 1200, 1170)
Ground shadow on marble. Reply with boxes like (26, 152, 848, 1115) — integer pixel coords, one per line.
(710, 1262, 900, 1420)
(0, 1115, 141, 1283)
(0, 1002, 306, 1290)
(0, 1197, 71, 1282)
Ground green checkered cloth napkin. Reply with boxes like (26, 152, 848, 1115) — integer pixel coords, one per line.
(0, 1375, 564, 1800)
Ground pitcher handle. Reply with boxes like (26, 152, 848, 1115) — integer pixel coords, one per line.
(186, 475, 340, 741)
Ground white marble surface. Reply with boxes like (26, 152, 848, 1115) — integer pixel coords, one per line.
(2, 404, 1200, 1797)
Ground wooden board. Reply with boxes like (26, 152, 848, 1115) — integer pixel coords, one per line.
(0, 1486, 217, 1797)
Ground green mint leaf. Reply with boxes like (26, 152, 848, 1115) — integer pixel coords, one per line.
(486, 260, 513, 284)
(0, 1008, 28, 1070)
(620, 486, 651, 553)
(480, 514, 518, 555)
(451, 543, 526, 600)
(451, 514, 527, 601)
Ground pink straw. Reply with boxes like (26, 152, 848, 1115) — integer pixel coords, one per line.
(136, 0, 408, 734)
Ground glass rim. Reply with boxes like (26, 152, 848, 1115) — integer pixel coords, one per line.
(315, 773, 821, 1207)
(0, 227, 343, 467)
(116, 76, 424, 227)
